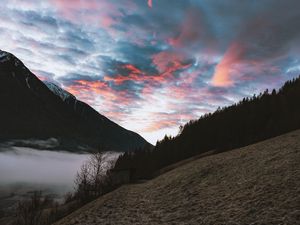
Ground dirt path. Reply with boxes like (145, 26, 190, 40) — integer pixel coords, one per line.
(54, 130, 300, 225)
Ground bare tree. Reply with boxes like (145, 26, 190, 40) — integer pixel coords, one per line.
(15, 191, 54, 225)
(74, 152, 108, 202)
(89, 152, 105, 185)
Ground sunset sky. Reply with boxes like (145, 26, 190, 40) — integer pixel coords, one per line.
(0, 0, 299, 144)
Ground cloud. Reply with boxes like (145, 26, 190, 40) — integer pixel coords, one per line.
(0, 146, 120, 197)
(0, 0, 299, 144)
(211, 43, 243, 87)
(168, 6, 215, 52)
(50, 0, 122, 28)
(211, 0, 300, 87)
(0, 147, 88, 190)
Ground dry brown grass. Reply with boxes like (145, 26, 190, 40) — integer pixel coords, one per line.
(54, 130, 300, 225)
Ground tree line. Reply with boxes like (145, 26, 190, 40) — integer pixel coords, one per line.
(114, 76, 300, 179)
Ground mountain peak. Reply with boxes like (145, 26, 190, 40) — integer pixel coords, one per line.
(44, 81, 76, 101)
(0, 49, 28, 72)
(0, 49, 149, 152)
(0, 50, 11, 63)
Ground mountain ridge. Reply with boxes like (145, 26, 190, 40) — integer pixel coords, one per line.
(44, 81, 76, 102)
(0, 50, 149, 152)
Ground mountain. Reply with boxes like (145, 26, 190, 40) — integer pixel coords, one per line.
(44, 82, 76, 101)
(0, 50, 149, 152)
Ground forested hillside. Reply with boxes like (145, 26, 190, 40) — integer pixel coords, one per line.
(115, 76, 300, 178)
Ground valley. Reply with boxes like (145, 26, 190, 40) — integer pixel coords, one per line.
(0, 147, 120, 225)
(54, 130, 300, 225)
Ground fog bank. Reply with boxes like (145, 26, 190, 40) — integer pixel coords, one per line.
(0, 147, 120, 194)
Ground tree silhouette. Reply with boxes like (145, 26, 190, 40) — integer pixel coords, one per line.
(114, 76, 300, 180)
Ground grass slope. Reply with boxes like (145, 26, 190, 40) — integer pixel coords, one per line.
(54, 130, 300, 225)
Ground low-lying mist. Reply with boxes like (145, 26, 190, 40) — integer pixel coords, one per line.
(0, 146, 120, 196)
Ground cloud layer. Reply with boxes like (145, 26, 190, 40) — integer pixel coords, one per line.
(0, 146, 120, 195)
(0, 0, 299, 143)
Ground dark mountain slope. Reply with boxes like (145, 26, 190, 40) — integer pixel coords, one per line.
(0, 50, 149, 151)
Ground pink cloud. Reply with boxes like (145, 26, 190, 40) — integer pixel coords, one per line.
(165, 70, 200, 100)
(211, 40, 283, 88)
(211, 42, 244, 87)
(50, 0, 122, 28)
(167, 7, 215, 52)
(142, 112, 195, 133)
(152, 51, 191, 74)
(65, 79, 141, 114)
(104, 52, 192, 86)
(143, 120, 174, 132)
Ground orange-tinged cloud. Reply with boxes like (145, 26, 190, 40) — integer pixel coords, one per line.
(103, 64, 151, 85)
(124, 64, 143, 74)
(152, 51, 191, 74)
(142, 112, 195, 133)
(65, 79, 136, 109)
(165, 70, 200, 100)
(104, 52, 192, 86)
(212, 43, 244, 87)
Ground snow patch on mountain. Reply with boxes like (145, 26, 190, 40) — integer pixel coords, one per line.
(0, 50, 10, 62)
(25, 77, 31, 88)
(44, 81, 75, 101)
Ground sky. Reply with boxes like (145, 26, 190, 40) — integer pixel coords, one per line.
(0, 0, 300, 144)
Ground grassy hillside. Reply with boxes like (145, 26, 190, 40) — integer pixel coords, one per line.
(54, 130, 300, 225)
